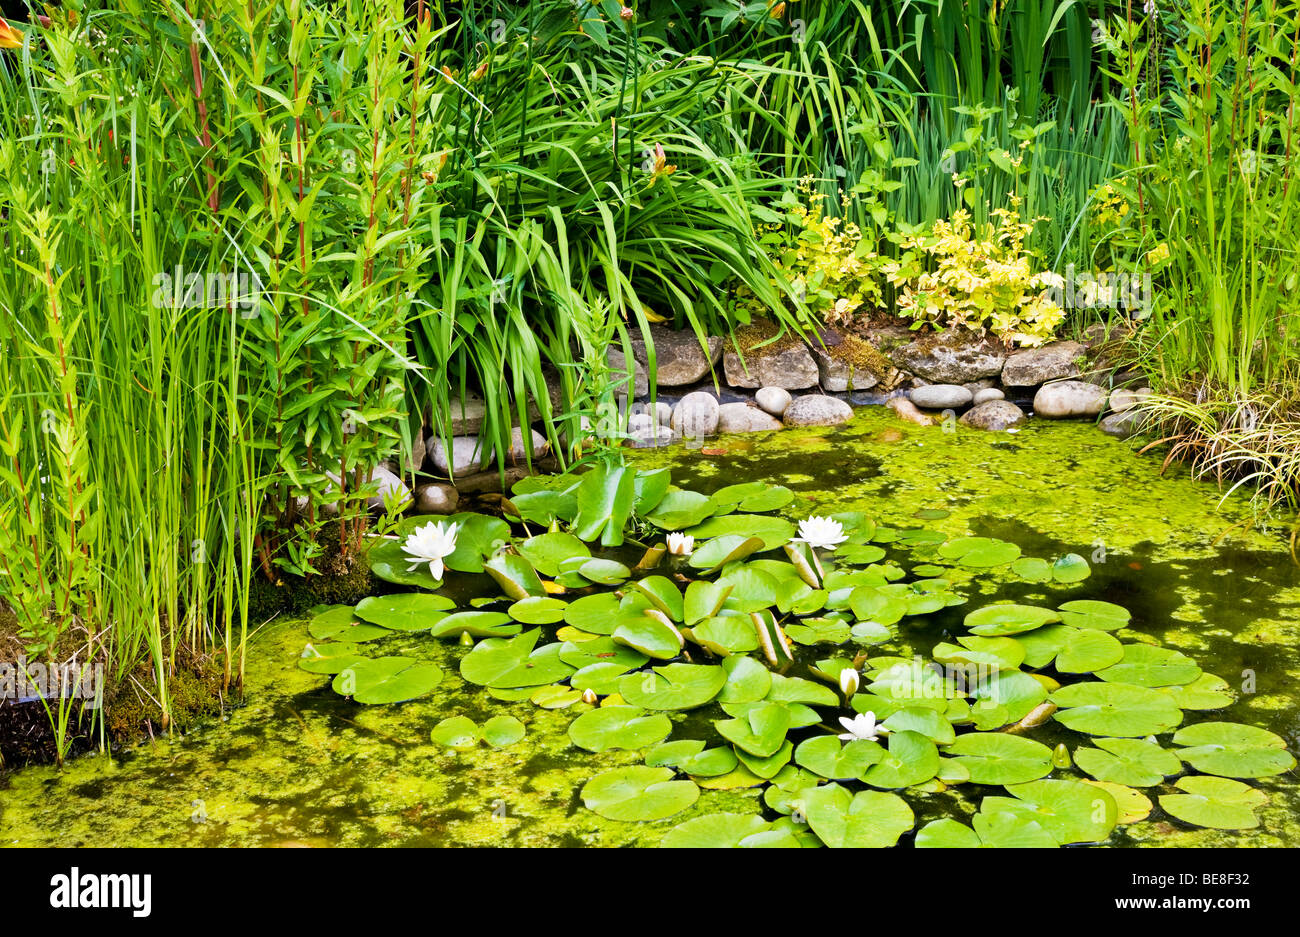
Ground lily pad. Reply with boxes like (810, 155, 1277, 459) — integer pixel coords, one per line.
(1172, 722, 1296, 778)
(1050, 553, 1091, 582)
(430, 715, 480, 750)
(308, 606, 388, 643)
(482, 714, 527, 748)
(689, 616, 760, 656)
(1158, 776, 1267, 830)
(689, 535, 766, 572)
(613, 616, 683, 660)
(619, 663, 728, 711)
(298, 642, 366, 675)
(795, 735, 885, 780)
(1050, 681, 1184, 737)
(568, 705, 672, 752)
(1057, 599, 1132, 631)
(1074, 738, 1182, 786)
(863, 730, 940, 789)
(645, 489, 716, 529)
(428, 610, 520, 639)
(507, 596, 568, 625)
(1095, 644, 1201, 687)
(332, 657, 443, 704)
(658, 813, 798, 848)
(581, 766, 699, 821)
(964, 603, 1060, 636)
(802, 784, 915, 848)
(459, 630, 576, 688)
(986, 779, 1118, 844)
(576, 558, 631, 585)
(516, 532, 590, 576)
(1054, 628, 1125, 674)
(946, 732, 1053, 785)
(685, 513, 796, 550)
(355, 593, 456, 631)
(937, 536, 1021, 567)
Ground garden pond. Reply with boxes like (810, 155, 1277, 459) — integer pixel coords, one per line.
(2, 409, 1298, 847)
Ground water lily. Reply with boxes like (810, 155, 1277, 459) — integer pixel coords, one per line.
(0, 17, 24, 49)
(401, 520, 459, 580)
(794, 516, 848, 551)
(838, 712, 887, 742)
(839, 668, 859, 698)
(581, 688, 598, 705)
(666, 532, 694, 555)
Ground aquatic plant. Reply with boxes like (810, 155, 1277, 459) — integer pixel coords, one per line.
(295, 465, 1293, 847)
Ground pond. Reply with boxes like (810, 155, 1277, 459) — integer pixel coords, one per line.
(2, 410, 1297, 847)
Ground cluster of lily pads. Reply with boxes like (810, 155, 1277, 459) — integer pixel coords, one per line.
(299, 465, 1295, 847)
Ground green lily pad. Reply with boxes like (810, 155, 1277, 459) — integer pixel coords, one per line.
(1051, 681, 1183, 737)
(619, 663, 728, 711)
(430, 715, 480, 750)
(785, 618, 852, 646)
(916, 810, 1059, 848)
(355, 593, 456, 631)
(573, 464, 637, 546)
(568, 705, 672, 752)
(1158, 776, 1268, 830)
(717, 654, 772, 704)
(685, 513, 796, 550)
(658, 812, 799, 848)
(964, 603, 1060, 636)
(428, 610, 520, 639)
(558, 637, 648, 671)
(879, 707, 956, 744)
(332, 657, 443, 704)
(506, 596, 567, 625)
(937, 536, 1022, 567)
(935, 636, 1025, 671)
(1010, 557, 1052, 582)
(483, 552, 546, 600)
(576, 558, 631, 585)
(795, 735, 885, 780)
(736, 740, 794, 779)
(1074, 738, 1182, 786)
(613, 616, 682, 660)
(1051, 553, 1091, 582)
(1172, 722, 1296, 778)
(683, 580, 733, 625)
(632, 576, 685, 621)
(863, 730, 940, 789)
(986, 779, 1118, 844)
(459, 630, 576, 688)
(564, 592, 647, 636)
(715, 702, 792, 757)
(516, 532, 590, 577)
(1057, 600, 1132, 631)
(802, 784, 914, 848)
(967, 670, 1048, 730)
(581, 766, 699, 821)
(482, 714, 527, 748)
(530, 684, 583, 708)
(298, 641, 366, 675)
(1159, 673, 1235, 710)
(689, 535, 766, 572)
(1054, 628, 1125, 673)
(946, 732, 1053, 785)
(645, 489, 716, 529)
(308, 606, 388, 643)
(689, 615, 760, 655)
(1095, 644, 1201, 687)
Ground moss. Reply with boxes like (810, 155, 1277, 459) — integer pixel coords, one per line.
(729, 317, 802, 354)
(247, 522, 376, 621)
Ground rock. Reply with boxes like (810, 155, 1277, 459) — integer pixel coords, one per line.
(784, 394, 853, 427)
(892, 331, 1006, 383)
(810, 346, 880, 393)
(959, 400, 1027, 431)
(885, 396, 933, 426)
(431, 435, 492, 475)
(627, 412, 656, 436)
(755, 386, 792, 416)
(963, 378, 996, 395)
(716, 402, 783, 433)
(455, 465, 535, 494)
(973, 387, 1005, 405)
(1033, 380, 1108, 418)
(1109, 386, 1151, 413)
(630, 326, 724, 386)
(652, 401, 673, 425)
(724, 343, 819, 389)
(414, 482, 459, 515)
(1099, 409, 1147, 438)
(630, 423, 678, 448)
(607, 346, 649, 398)
(503, 427, 550, 465)
(427, 380, 563, 436)
(324, 464, 411, 513)
(670, 392, 720, 438)
(1001, 340, 1085, 386)
(908, 384, 972, 409)
(408, 426, 428, 474)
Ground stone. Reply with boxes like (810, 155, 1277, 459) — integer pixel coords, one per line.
(1099, 409, 1148, 438)
(891, 331, 1006, 383)
(652, 401, 673, 425)
(885, 396, 933, 426)
(325, 464, 411, 513)
(430, 435, 492, 475)
(908, 384, 972, 409)
(455, 465, 535, 494)
(810, 346, 880, 392)
(414, 482, 459, 515)
(783, 394, 853, 427)
(503, 427, 550, 465)
(630, 424, 678, 448)
(716, 402, 783, 433)
(963, 378, 996, 394)
(973, 387, 1005, 405)
(630, 326, 724, 387)
(1001, 340, 1085, 386)
(627, 412, 656, 436)
(670, 392, 720, 438)
(959, 400, 1027, 431)
(755, 386, 792, 416)
(1033, 380, 1108, 418)
(724, 343, 819, 389)
(607, 346, 649, 398)
(1109, 386, 1151, 413)
(426, 380, 563, 436)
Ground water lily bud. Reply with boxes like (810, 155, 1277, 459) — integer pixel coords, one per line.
(459, 631, 474, 647)
(1052, 742, 1072, 768)
(581, 688, 598, 705)
(839, 668, 859, 698)
(665, 532, 694, 556)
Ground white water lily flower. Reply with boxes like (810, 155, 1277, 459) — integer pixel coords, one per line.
(402, 520, 460, 580)
(838, 712, 887, 742)
(666, 532, 694, 555)
(839, 668, 860, 698)
(794, 516, 848, 551)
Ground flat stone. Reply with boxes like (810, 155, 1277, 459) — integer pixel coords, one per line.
(810, 346, 880, 392)
(891, 332, 1006, 383)
(716, 402, 783, 433)
(630, 326, 724, 387)
(783, 394, 853, 427)
(1033, 380, 1108, 418)
(430, 435, 492, 475)
(1001, 340, 1085, 386)
(670, 392, 720, 438)
(908, 384, 972, 409)
(973, 387, 1005, 405)
(630, 424, 679, 448)
(885, 396, 933, 426)
(959, 400, 1027, 431)
(755, 386, 792, 416)
(1109, 386, 1151, 413)
(724, 343, 819, 389)
(503, 427, 550, 465)
(1099, 409, 1147, 438)
(413, 482, 459, 515)
(454, 465, 536, 494)
(607, 346, 649, 398)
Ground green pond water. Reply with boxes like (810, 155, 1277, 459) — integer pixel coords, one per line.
(2, 408, 1298, 847)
